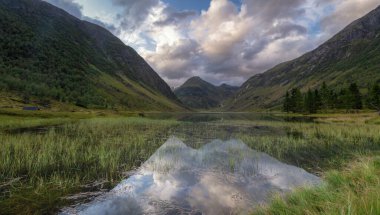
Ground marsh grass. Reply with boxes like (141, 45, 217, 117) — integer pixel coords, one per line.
(0, 113, 379, 214)
(238, 120, 380, 173)
(0, 117, 178, 214)
(255, 156, 380, 215)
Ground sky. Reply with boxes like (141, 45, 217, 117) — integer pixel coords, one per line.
(44, 0, 380, 87)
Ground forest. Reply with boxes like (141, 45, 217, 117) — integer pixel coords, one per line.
(283, 82, 380, 113)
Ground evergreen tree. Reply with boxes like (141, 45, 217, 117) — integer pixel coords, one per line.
(338, 89, 349, 110)
(288, 88, 303, 113)
(329, 91, 338, 109)
(283, 91, 291, 113)
(314, 89, 322, 111)
(348, 83, 363, 110)
(304, 89, 316, 113)
(367, 83, 380, 111)
(320, 82, 329, 109)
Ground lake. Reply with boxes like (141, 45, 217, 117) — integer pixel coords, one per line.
(5, 112, 376, 215)
(60, 113, 322, 214)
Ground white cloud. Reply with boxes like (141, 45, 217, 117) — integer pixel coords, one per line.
(47, 0, 380, 87)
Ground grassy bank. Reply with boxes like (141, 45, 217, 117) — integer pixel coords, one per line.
(255, 156, 380, 215)
(238, 118, 380, 173)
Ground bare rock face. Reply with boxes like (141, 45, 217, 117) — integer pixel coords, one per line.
(227, 5, 380, 111)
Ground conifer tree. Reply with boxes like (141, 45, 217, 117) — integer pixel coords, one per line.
(368, 83, 380, 112)
(320, 82, 329, 109)
(283, 91, 291, 113)
(348, 83, 362, 110)
(290, 88, 303, 113)
(304, 89, 316, 113)
(314, 89, 322, 111)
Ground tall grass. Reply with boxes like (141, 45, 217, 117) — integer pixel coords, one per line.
(0, 117, 177, 214)
(238, 121, 380, 172)
(255, 156, 380, 215)
(0, 113, 379, 214)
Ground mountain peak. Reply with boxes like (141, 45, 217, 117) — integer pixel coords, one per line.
(174, 77, 238, 110)
(181, 76, 212, 88)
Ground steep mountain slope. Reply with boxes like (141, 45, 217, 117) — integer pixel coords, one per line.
(227, 5, 380, 111)
(0, 0, 182, 110)
(174, 77, 238, 109)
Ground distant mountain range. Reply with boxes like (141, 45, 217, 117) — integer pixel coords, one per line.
(174, 77, 238, 110)
(226, 5, 380, 111)
(0, 0, 183, 111)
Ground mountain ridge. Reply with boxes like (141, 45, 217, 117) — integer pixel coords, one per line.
(0, 0, 182, 110)
(226, 5, 380, 111)
(174, 77, 238, 110)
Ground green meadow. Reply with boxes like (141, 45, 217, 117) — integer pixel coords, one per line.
(0, 111, 379, 214)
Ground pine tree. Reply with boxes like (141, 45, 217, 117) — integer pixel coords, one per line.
(283, 91, 291, 113)
(314, 89, 322, 112)
(348, 83, 362, 110)
(304, 89, 316, 114)
(338, 89, 350, 110)
(368, 83, 380, 112)
(320, 82, 329, 109)
(290, 88, 303, 113)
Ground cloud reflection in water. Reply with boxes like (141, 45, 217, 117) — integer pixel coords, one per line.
(62, 137, 321, 215)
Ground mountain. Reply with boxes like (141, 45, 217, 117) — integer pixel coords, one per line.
(174, 77, 238, 110)
(226, 5, 380, 111)
(0, 0, 183, 111)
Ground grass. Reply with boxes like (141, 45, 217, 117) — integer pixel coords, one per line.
(238, 119, 380, 173)
(0, 116, 178, 214)
(0, 112, 379, 214)
(255, 156, 380, 215)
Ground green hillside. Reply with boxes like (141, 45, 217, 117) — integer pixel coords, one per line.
(227, 5, 380, 111)
(0, 0, 183, 111)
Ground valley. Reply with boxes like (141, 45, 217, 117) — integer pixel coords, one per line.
(0, 0, 380, 214)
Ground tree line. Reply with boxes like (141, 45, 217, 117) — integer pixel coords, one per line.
(283, 82, 380, 113)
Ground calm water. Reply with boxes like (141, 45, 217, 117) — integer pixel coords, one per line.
(62, 136, 321, 215)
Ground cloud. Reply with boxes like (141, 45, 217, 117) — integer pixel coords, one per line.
(44, 0, 118, 35)
(113, 0, 161, 31)
(320, 0, 380, 36)
(47, 0, 380, 87)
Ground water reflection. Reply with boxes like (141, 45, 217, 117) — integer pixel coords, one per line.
(144, 113, 316, 123)
(62, 137, 321, 215)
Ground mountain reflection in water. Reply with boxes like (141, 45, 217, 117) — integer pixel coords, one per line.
(62, 137, 321, 215)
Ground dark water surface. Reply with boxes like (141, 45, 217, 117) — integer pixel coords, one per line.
(144, 112, 316, 123)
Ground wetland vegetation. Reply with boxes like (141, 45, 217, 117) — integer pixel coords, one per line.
(0, 111, 379, 214)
